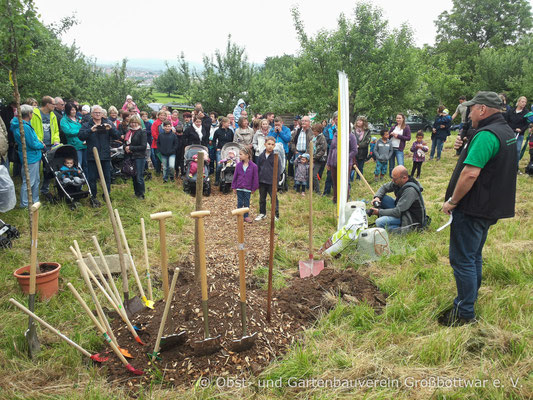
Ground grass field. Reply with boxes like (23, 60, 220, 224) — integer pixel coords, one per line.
(0, 134, 531, 399)
(150, 92, 188, 104)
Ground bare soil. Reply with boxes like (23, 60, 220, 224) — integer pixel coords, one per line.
(99, 189, 386, 387)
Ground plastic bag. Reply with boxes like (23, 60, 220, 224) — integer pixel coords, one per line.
(0, 165, 16, 212)
(319, 205, 368, 256)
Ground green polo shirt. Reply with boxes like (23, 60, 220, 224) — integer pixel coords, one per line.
(464, 130, 500, 168)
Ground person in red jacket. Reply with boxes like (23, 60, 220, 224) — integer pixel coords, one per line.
(151, 110, 167, 175)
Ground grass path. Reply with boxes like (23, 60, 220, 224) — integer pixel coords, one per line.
(0, 135, 531, 399)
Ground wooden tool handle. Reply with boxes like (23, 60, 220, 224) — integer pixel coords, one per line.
(191, 210, 211, 218)
(354, 164, 375, 196)
(236, 213, 246, 303)
(10, 298, 91, 358)
(92, 147, 128, 296)
(309, 145, 314, 256)
(150, 211, 172, 220)
(29, 204, 40, 295)
(140, 218, 153, 302)
(114, 209, 146, 299)
(30, 201, 41, 213)
(152, 268, 180, 361)
(197, 216, 208, 302)
(231, 207, 250, 216)
(159, 221, 169, 300)
(92, 236, 122, 306)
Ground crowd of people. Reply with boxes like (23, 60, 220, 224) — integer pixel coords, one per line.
(0, 93, 531, 217)
(0, 90, 530, 329)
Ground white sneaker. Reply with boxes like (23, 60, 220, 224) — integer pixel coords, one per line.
(255, 214, 266, 221)
(275, 216, 279, 222)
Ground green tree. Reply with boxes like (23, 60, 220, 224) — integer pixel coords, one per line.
(153, 63, 179, 97)
(290, 2, 419, 122)
(189, 36, 255, 115)
(435, 0, 532, 49)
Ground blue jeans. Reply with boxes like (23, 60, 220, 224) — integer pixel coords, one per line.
(20, 161, 40, 208)
(430, 138, 445, 159)
(449, 209, 496, 319)
(215, 150, 222, 184)
(77, 148, 88, 173)
(388, 149, 404, 176)
(161, 154, 175, 181)
(323, 169, 332, 195)
(88, 159, 111, 198)
(355, 159, 365, 180)
(516, 134, 524, 166)
(236, 190, 251, 218)
(132, 158, 145, 196)
(375, 195, 401, 230)
(151, 148, 161, 173)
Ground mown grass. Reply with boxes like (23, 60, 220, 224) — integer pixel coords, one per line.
(0, 132, 531, 399)
(150, 92, 188, 105)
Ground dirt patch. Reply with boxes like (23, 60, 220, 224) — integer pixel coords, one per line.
(101, 266, 385, 387)
(97, 191, 386, 387)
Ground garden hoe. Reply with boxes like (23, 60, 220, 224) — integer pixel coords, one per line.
(26, 201, 41, 358)
(66, 284, 143, 375)
(10, 298, 109, 363)
(114, 209, 153, 309)
(150, 211, 173, 300)
(190, 210, 221, 356)
(299, 146, 324, 278)
(229, 208, 257, 352)
(93, 147, 143, 317)
(74, 256, 136, 358)
(70, 245, 144, 348)
(149, 268, 186, 361)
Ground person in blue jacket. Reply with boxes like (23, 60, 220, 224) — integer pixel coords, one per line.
(10, 104, 45, 208)
(430, 106, 452, 160)
(268, 116, 291, 171)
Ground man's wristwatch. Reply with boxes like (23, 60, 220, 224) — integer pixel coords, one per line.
(448, 198, 458, 206)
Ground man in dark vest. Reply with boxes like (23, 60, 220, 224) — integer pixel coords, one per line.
(440, 91, 517, 327)
(369, 165, 427, 232)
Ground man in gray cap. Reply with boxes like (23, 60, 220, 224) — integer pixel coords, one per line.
(439, 91, 517, 326)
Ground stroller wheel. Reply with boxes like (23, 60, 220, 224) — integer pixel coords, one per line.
(203, 183, 211, 197)
(0, 237, 12, 249)
(43, 192, 57, 204)
(69, 201, 80, 211)
(7, 225, 19, 239)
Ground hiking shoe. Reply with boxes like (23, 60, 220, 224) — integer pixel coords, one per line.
(438, 307, 477, 327)
(90, 197, 101, 208)
(254, 214, 266, 221)
(244, 217, 253, 223)
(275, 216, 279, 222)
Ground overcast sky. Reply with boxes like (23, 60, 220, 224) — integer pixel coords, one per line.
(34, 0, 455, 65)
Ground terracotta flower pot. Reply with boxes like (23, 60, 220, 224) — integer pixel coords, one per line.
(13, 262, 61, 300)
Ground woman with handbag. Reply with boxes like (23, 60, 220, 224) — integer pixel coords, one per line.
(123, 115, 147, 199)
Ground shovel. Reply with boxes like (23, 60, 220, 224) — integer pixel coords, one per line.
(10, 298, 108, 363)
(149, 268, 187, 361)
(299, 146, 324, 278)
(114, 209, 153, 309)
(229, 208, 257, 352)
(190, 210, 221, 356)
(93, 147, 143, 318)
(26, 201, 41, 358)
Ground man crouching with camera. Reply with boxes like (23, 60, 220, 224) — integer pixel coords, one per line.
(79, 105, 120, 207)
(368, 165, 429, 232)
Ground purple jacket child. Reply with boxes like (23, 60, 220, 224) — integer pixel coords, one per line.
(232, 160, 259, 192)
(410, 141, 429, 162)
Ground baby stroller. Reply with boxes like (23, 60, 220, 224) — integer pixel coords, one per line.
(110, 140, 126, 183)
(43, 144, 93, 210)
(218, 142, 241, 194)
(0, 218, 20, 249)
(183, 144, 211, 197)
(274, 142, 287, 192)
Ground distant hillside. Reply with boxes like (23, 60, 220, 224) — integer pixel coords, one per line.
(96, 58, 203, 72)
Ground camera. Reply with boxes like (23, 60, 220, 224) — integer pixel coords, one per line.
(366, 199, 382, 217)
(95, 124, 107, 132)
